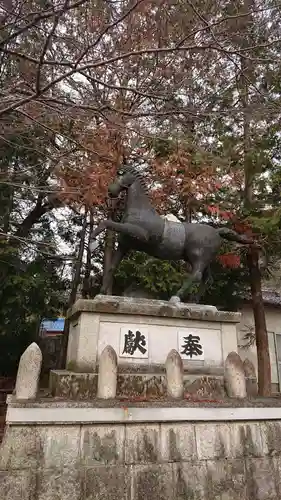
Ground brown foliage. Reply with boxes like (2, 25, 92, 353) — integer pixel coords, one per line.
(149, 143, 226, 216)
(56, 125, 126, 208)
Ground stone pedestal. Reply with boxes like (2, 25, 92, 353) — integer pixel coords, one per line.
(66, 295, 241, 372)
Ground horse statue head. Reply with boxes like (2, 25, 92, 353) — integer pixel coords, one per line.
(108, 165, 149, 204)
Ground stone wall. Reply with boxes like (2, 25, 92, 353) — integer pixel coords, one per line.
(1, 418, 281, 499)
(238, 303, 281, 390)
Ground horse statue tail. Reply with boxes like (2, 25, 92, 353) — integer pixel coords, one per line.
(218, 227, 255, 245)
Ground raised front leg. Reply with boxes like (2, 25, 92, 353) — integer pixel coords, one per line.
(90, 220, 149, 253)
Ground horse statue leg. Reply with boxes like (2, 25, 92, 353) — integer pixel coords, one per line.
(89, 219, 148, 296)
(101, 244, 127, 294)
(187, 266, 213, 303)
(170, 261, 205, 304)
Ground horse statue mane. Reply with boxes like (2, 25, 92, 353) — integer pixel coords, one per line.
(123, 163, 149, 195)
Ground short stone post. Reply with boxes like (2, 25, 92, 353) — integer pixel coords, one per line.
(97, 345, 118, 399)
(165, 349, 184, 399)
(243, 358, 258, 397)
(15, 342, 42, 400)
(224, 351, 247, 399)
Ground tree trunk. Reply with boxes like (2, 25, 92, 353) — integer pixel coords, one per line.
(59, 210, 88, 369)
(239, 0, 271, 396)
(102, 201, 116, 295)
(102, 229, 114, 295)
(69, 213, 87, 306)
(82, 209, 94, 298)
(247, 248, 271, 396)
(1, 163, 14, 235)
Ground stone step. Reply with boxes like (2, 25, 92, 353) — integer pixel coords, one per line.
(50, 369, 225, 401)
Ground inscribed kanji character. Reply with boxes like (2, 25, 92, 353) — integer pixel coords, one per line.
(181, 334, 203, 358)
(122, 330, 147, 355)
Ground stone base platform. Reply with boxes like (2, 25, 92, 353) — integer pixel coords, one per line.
(66, 295, 241, 372)
(49, 367, 225, 401)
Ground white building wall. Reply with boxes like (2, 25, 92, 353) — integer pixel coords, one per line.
(237, 304, 281, 388)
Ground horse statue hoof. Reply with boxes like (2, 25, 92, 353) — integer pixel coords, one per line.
(169, 296, 181, 305)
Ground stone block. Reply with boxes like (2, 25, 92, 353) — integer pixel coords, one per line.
(81, 424, 125, 465)
(36, 468, 82, 500)
(246, 458, 278, 499)
(184, 375, 225, 399)
(37, 425, 81, 468)
(125, 424, 160, 464)
(116, 373, 167, 398)
(84, 465, 130, 500)
(49, 370, 98, 399)
(196, 423, 232, 460)
(173, 462, 209, 499)
(235, 423, 265, 457)
(75, 311, 100, 371)
(97, 346, 117, 399)
(0, 470, 35, 500)
(0, 426, 38, 469)
(196, 422, 265, 460)
(132, 464, 174, 500)
(243, 359, 258, 397)
(143, 374, 167, 398)
(207, 459, 248, 500)
(165, 349, 184, 399)
(160, 423, 196, 462)
(260, 422, 281, 456)
(15, 342, 42, 400)
(245, 377, 259, 397)
(224, 351, 247, 399)
(272, 457, 281, 497)
(243, 358, 256, 378)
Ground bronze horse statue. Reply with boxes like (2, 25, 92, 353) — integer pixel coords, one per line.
(90, 165, 256, 302)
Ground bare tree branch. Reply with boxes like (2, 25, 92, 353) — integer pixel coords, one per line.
(0, 0, 88, 47)
(35, 0, 69, 93)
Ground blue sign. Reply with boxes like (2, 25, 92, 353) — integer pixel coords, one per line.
(40, 318, 65, 333)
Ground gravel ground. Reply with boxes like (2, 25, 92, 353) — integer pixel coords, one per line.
(64, 397, 281, 408)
